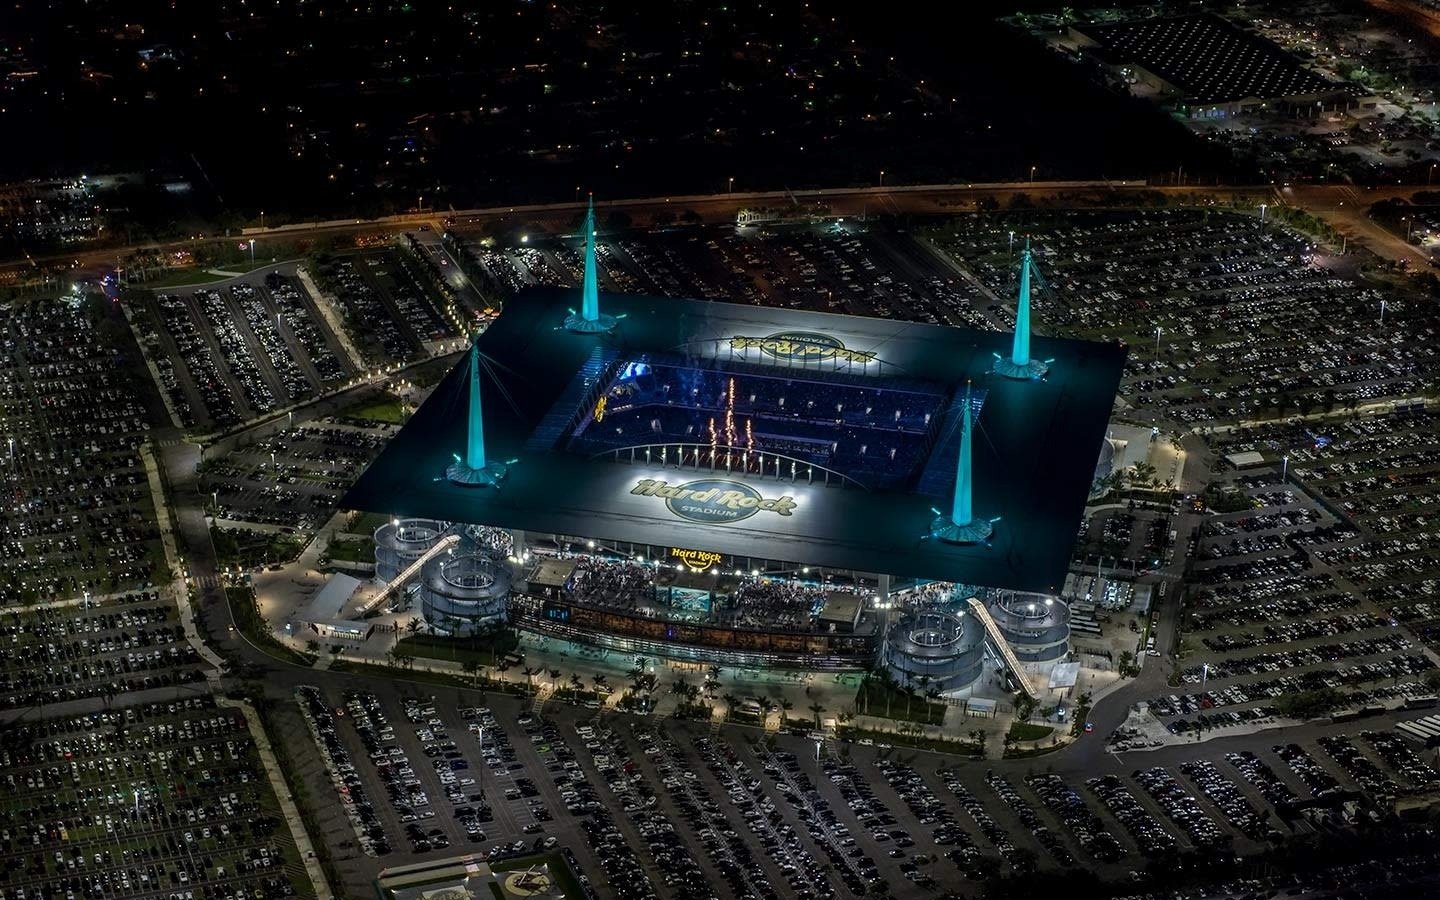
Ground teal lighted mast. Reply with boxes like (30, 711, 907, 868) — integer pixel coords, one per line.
(928, 386, 999, 544)
(564, 195, 619, 333)
(446, 336, 511, 488)
(992, 238, 1053, 380)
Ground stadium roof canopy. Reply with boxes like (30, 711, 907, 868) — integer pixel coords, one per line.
(343, 288, 1125, 593)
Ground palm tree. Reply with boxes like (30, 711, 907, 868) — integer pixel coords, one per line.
(780, 698, 794, 722)
(809, 703, 824, 728)
(548, 668, 561, 688)
(461, 658, 481, 687)
(672, 676, 691, 696)
(522, 666, 539, 694)
(570, 673, 583, 690)
(405, 618, 421, 637)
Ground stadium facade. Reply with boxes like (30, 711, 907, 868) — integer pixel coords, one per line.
(344, 253, 1124, 679)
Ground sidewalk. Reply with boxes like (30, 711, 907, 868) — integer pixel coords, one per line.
(220, 697, 335, 900)
(141, 441, 229, 676)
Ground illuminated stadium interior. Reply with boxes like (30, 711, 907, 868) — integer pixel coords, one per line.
(564, 353, 974, 491)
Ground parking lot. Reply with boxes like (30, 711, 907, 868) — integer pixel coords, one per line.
(309, 250, 456, 369)
(130, 267, 358, 433)
(203, 421, 390, 535)
(451, 220, 998, 332)
(0, 694, 314, 900)
(1, 296, 165, 605)
(276, 674, 1440, 899)
(0, 590, 205, 712)
(928, 208, 1440, 427)
(1142, 410, 1440, 741)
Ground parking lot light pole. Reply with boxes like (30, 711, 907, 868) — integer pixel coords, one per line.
(1380, 298, 1387, 327)
(248, 239, 255, 265)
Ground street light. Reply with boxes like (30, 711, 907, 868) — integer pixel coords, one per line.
(1155, 326, 1163, 366)
(247, 239, 255, 265)
(1030, 165, 1036, 183)
(1008, 230, 1015, 255)
(879, 169, 886, 187)
(728, 176, 734, 193)
(1259, 203, 1267, 225)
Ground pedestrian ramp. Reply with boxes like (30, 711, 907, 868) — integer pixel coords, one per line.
(965, 597, 1041, 702)
(352, 533, 460, 617)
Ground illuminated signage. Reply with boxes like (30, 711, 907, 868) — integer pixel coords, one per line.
(729, 331, 878, 365)
(669, 546, 724, 571)
(631, 478, 798, 524)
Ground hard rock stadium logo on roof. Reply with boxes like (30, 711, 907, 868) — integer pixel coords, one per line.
(730, 332, 878, 364)
(631, 478, 798, 525)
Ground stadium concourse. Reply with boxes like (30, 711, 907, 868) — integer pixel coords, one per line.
(326, 253, 1123, 699)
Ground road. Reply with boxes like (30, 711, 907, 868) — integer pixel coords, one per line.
(0, 180, 1281, 284)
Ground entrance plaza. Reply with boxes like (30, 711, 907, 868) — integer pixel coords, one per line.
(251, 527, 1135, 758)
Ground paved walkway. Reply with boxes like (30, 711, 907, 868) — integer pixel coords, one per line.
(141, 441, 229, 675)
(120, 303, 186, 430)
(220, 697, 335, 900)
(296, 265, 366, 372)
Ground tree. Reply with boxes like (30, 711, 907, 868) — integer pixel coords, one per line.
(522, 666, 539, 694)
(570, 673, 584, 690)
(809, 703, 825, 727)
(405, 618, 421, 636)
(461, 658, 481, 687)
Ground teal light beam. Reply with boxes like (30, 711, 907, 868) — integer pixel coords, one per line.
(465, 338, 486, 471)
(581, 195, 599, 322)
(951, 385, 975, 526)
(1011, 239, 1032, 368)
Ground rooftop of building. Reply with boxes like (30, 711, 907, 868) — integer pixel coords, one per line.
(342, 287, 1126, 593)
(1076, 13, 1337, 106)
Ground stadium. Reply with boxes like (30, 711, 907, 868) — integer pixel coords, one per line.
(342, 218, 1125, 690)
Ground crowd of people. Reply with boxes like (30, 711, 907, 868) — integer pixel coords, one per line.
(720, 579, 826, 630)
(560, 556, 855, 632)
(566, 558, 654, 611)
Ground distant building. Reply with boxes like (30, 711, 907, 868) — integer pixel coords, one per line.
(1072, 13, 1351, 119)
